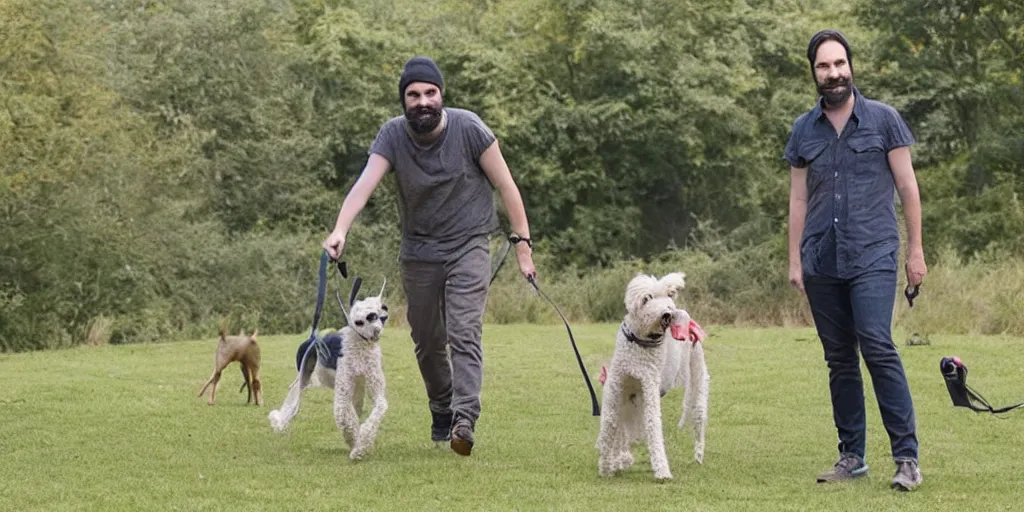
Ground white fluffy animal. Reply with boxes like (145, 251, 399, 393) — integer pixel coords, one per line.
(595, 272, 710, 481)
(268, 279, 390, 461)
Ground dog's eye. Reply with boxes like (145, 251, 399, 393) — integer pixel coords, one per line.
(381, 305, 389, 312)
(355, 320, 365, 326)
(366, 313, 378, 322)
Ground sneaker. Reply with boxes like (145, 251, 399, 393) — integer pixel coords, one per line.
(816, 454, 869, 483)
(891, 460, 923, 491)
(431, 411, 453, 442)
(450, 417, 474, 456)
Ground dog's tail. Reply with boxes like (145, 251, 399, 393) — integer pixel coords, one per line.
(217, 318, 231, 341)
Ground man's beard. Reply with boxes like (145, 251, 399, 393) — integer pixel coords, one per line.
(817, 76, 852, 108)
(405, 105, 443, 134)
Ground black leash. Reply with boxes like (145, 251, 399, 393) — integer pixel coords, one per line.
(941, 356, 1024, 414)
(526, 274, 601, 416)
(489, 237, 512, 285)
(491, 234, 601, 416)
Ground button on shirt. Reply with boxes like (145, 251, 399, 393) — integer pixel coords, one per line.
(783, 87, 916, 279)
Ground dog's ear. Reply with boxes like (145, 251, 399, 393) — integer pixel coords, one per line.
(250, 329, 258, 339)
(348, 276, 363, 308)
(659, 272, 686, 298)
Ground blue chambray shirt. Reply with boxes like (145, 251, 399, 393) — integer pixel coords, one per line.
(783, 87, 916, 279)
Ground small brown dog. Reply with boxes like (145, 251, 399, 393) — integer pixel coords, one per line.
(198, 327, 262, 406)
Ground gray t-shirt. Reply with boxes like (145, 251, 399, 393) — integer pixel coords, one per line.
(369, 108, 499, 262)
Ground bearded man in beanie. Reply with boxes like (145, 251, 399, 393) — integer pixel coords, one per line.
(783, 30, 926, 490)
(322, 56, 536, 457)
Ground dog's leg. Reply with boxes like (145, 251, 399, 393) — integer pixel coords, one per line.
(239, 362, 252, 404)
(688, 344, 710, 464)
(596, 375, 624, 477)
(640, 377, 672, 482)
(333, 367, 360, 451)
(349, 371, 387, 461)
(198, 359, 228, 406)
(268, 362, 315, 432)
(610, 410, 634, 473)
(249, 364, 263, 406)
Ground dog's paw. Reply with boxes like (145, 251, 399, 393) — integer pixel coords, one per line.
(268, 410, 287, 432)
(349, 448, 364, 461)
(654, 473, 673, 483)
(694, 451, 704, 465)
(597, 458, 618, 477)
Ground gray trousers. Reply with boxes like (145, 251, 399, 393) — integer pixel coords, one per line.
(400, 245, 490, 425)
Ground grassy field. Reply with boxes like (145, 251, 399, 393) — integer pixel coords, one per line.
(1, 324, 1022, 511)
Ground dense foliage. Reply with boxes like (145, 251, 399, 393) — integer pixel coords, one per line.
(2, 0, 1021, 350)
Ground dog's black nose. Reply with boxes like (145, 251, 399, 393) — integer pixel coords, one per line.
(662, 312, 672, 323)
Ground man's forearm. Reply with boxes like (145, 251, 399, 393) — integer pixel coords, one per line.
(331, 178, 376, 235)
(499, 184, 530, 238)
(788, 203, 806, 266)
(897, 184, 924, 254)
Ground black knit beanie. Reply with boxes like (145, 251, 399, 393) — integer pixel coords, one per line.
(807, 29, 853, 73)
(398, 56, 445, 106)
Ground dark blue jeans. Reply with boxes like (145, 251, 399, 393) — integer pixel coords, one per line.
(803, 269, 919, 463)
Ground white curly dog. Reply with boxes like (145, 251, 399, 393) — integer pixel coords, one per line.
(268, 279, 390, 461)
(596, 272, 710, 481)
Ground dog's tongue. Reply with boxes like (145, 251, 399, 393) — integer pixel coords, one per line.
(670, 322, 689, 341)
(670, 318, 706, 343)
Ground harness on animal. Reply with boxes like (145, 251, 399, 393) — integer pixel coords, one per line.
(941, 356, 1024, 414)
(297, 252, 358, 374)
(491, 234, 602, 416)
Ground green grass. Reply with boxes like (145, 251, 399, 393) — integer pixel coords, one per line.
(1, 325, 1022, 511)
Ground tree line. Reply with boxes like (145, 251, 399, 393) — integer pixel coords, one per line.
(2, 0, 1021, 351)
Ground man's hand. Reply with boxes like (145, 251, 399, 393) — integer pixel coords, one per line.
(789, 261, 805, 294)
(515, 243, 536, 280)
(322, 231, 347, 261)
(906, 249, 927, 287)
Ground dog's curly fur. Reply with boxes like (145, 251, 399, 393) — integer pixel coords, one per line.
(268, 284, 390, 461)
(595, 272, 710, 481)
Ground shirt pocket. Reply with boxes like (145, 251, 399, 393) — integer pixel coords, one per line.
(847, 132, 888, 174)
(798, 139, 829, 190)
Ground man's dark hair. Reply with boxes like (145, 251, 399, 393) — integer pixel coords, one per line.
(807, 29, 853, 72)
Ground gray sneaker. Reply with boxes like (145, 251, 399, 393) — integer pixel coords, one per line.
(450, 417, 474, 456)
(891, 460, 923, 491)
(816, 454, 869, 483)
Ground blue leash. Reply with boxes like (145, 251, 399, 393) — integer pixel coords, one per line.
(296, 251, 346, 377)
